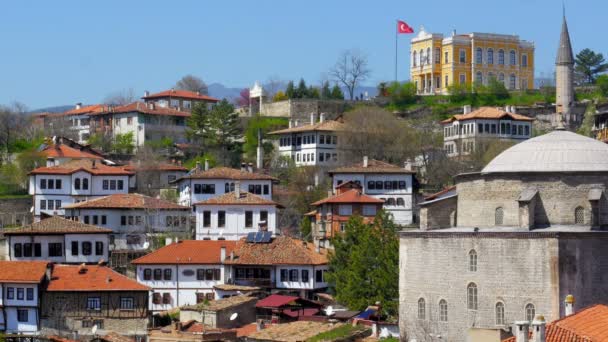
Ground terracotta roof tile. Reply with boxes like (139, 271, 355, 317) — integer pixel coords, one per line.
(245, 321, 340, 341)
(225, 236, 328, 266)
(268, 119, 345, 134)
(194, 191, 282, 207)
(46, 265, 150, 291)
(311, 189, 385, 206)
(29, 159, 134, 176)
(131, 240, 237, 265)
(63, 193, 188, 210)
(442, 107, 534, 124)
(64, 104, 106, 115)
(90, 102, 191, 117)
(330, 159, 415, 174)
(424, 186, 457, 201)
(142, 89, 219, 102)
(0, 261, 49, 283)
(40, 144, 104, 160)
(180, 166, 278, 181)
(4, 216, 112, 235)
(181, 295, 257, 312)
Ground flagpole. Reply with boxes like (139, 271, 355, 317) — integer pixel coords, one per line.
(394, 20, 398, 82)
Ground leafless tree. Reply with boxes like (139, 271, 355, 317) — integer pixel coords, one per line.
(104, 88, 136, 105)
(175, 74, 208, 95)
(0, 103, 29, 163)
(264, 76, 284, 98)
(329, 49, 371, 100)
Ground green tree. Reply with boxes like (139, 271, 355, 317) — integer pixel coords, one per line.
(327, 212, 399, 317)
(273, 91, 288, 102)
(387, 81, 418, 106)
(242, 116, 287, 162)
(577, 102, 597, 137)
(203, 99, 241, 166)
(285, 81, 295, 99)
(575, 48, 608, 84)
(330, 85, 344, 100)
(187, 102, 211, 153)
(597, 74, 608, 97)
(295, 78, 308, 99)
(113, 132, 135, 154)
(307, 86, 320, 99)
(321, 81, 332, 99)
(299, 216, 312, 242)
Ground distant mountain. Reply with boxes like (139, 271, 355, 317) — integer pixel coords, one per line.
(208, 83, 245, 101)
(29, 105, 73, 114)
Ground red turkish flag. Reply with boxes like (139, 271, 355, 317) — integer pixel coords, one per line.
(397, 20, 414, 34)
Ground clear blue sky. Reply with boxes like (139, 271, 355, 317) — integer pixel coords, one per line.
(0, 0, 604, 109)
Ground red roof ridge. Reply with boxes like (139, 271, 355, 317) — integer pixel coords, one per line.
(46, 264, 150, 291)
(311, 189, 384, 206)
(442, 106, 534, 124)
(131, 240, 237, 265)
(62, 193, 189, 210)
(143, 89, 219, 102)
(424, 185, 456, 201)
(193, 191, 282, 207)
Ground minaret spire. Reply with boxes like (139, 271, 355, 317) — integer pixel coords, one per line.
(554, 8, 575, 130)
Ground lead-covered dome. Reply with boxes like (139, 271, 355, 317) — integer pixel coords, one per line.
(482, 130, 608, 174)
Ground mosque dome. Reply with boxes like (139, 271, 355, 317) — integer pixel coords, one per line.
(481, 130, 608, 174)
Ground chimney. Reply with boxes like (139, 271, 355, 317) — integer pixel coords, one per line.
(204, 159, 209, 171)
(256, 319, 265, 331)
(310, 113, 315, 125)
(511, 105, 516, 113)
(78, 263, 87, 274)
(144, 90, 150, 97)
(45, 263, 53, 281)
(295, 119, 299, 127)
(505, 105, 511, 113)
(363, 156, 369, 168)
(320, 113, 325, 123)
(404, 160, 413, 171)
(75, 102, 82, 110)
(513, 321, 530, 342)
(564, 294, 575, 316)
(220, 247, 226, 262)
(531, 315, 546, 342)
(196, 161, 202, 172)
(91, 160, 97, 169)
(247, 162, 254, 173)
(256, 129, 264, 170)
(315, 244, 320, 253)
(148, 102, 155, 110)
(165, 237, 173, 245)
(463, 105, 472, 114)
(235, 181, 241, 198)
(289, 120, 293, 128)
(241, 162, 247, 172)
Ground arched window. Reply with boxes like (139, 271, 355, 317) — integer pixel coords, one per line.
(387, 198, 396, 206)
(397, 198, 405, 206)
(475, 72, 483, 85)
(74, 178, 81, 190)
(419, 49, 424, 65)
(439, 300, 448, 322)
(575, 206, 585, 224)
(498, 49, 505, 65)
(476, 48, 483, 64)
(525, 303, 535, 321)
(413, 51, 417, 67)
(469, 250, 478, 271)
(499, 73, 505, 82)
(496, 302, 505, 325)
(467, 283, 478, 310)
(418, 298, 426, 319)
(509, 74, 517, 90)
(487, 48, 494, 64)
(495, 207, 504, 225)
(509, 50, 517, 65)
(82, 178, 88, 190)
(521, 54, 528, 67)
(426, 47, 431, 64)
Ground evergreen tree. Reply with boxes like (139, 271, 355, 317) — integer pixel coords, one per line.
(575, 48, 608, 84)
(321, 81, 332, 99)
(308, 86, 320, 99)
(285, 81, 295, 99)
(186, 102, 211, 153)
(326, 211, 399, 317)
(295, 78, 308, 99)
(330, 85, 344, 100)
(202, 99, 241, 166)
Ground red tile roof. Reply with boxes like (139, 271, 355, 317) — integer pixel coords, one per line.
(143, 89, 219, 102)
(311, 189, 384, 206)
(255, 294, 299, 308)
(131, 240, 237, 265)
(64, 104, 106, 115)
(4, 216, 112, 235)
(29, 159, 134, 176)
(124, 163, 188, 172)
(90, 102, 191, 117)
(63, 193, 188, 210)
(442, 106, 534, 124)
(40, 144, 103, 160)
(329, 159, 415, 174)
(179, 167, 278, 181)
(46, 265, 150, 292)
(502, 305, 608, 342)
(194, 191, 282, 207)
(225, 236, 328, 266)
(268, 119, 345, 135)
(424, 186, 456, 201)
(0, 261, 49, 283)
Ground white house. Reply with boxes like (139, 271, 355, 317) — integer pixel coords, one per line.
(39, 139, 104, 167)
(88, 102, 191, 148)
(175, 165, 277, 208)
(142, 89, 219, 112)
(0, 260, 49, 334)
(328, 157, 417, 225)
(131, 240, 237, 314)
(4, 216, 110, 264)
(442, 105, 533, 157)
(33, 104, 105, 143)
(63, 193, 191, 250)
(193, 187, 282, 241)
(268, 114, 345, 167)
(224, 235, 329, 299)
(28, 159, 134, 221)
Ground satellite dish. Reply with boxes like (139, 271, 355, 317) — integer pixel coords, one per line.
(142, 241, 150, 249)
(91, 324, 98, 335)
(230, 313, 238, 321)
(325, 306, 334, 316)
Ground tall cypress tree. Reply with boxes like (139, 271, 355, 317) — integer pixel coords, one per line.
(285, 81, 295, 99)
(202, 99, 241, 166)
(330, 85, 344, 100)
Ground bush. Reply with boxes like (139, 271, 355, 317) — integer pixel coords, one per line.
(597, 74, 608, 97)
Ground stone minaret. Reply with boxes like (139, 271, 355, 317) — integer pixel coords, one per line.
(555, 13, 574, 129)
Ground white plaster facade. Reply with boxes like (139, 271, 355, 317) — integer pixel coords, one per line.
(194, 204, 277, 241)
(276, 130, 340, 167)
(176, 176, 274, 207)
(6, 233, 109, 264)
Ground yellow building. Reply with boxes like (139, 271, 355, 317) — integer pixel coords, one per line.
(410, 27, 534, 95)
